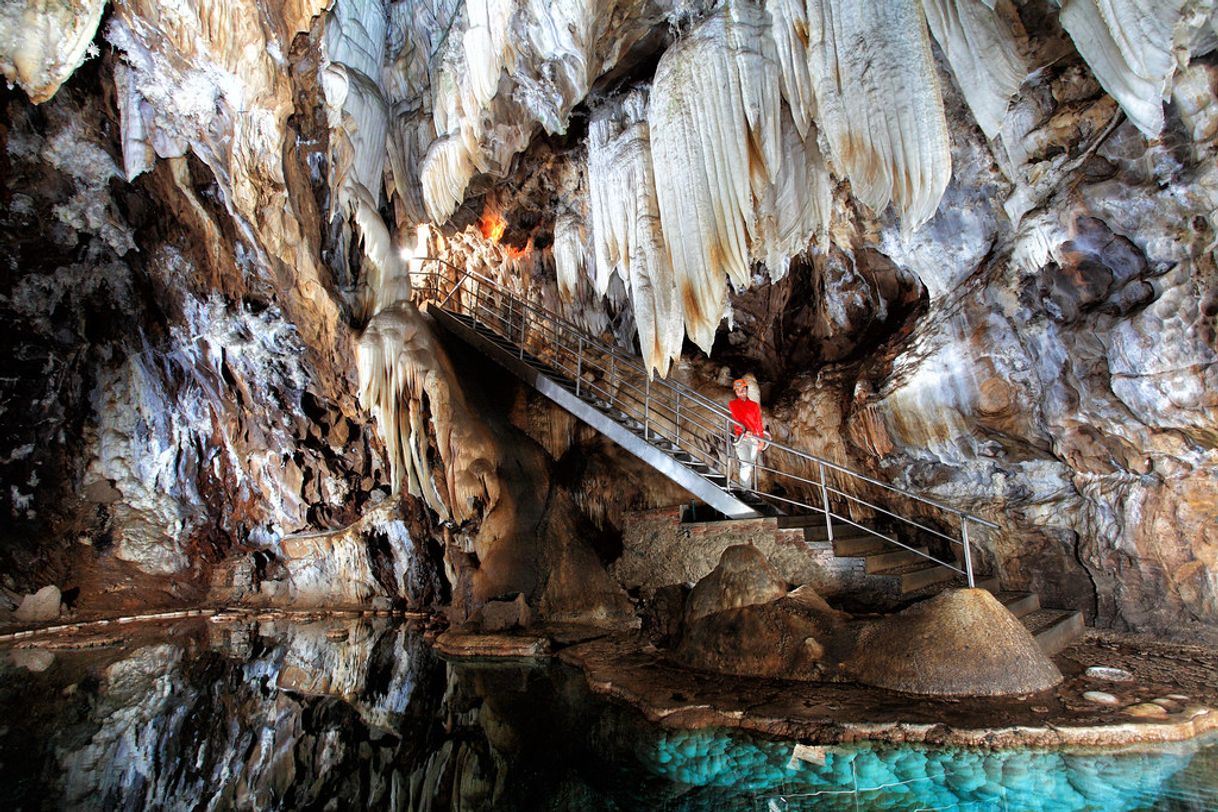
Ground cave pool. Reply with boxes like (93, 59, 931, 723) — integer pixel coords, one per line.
(1, 616, 1215, 811)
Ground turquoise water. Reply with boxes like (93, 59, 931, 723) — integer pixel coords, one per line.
(0, 617, 1214, 810)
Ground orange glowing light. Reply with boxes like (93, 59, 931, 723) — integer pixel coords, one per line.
(480, 211, 507, 243)
(505, 238, 533, 260)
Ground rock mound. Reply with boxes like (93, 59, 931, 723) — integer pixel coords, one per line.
(675, 547, 848, 679)
(684, 544, 787, 624)
(845, 588, 1062, 696)
(15, 586, 61, 622)
(674, 594, 843, 679)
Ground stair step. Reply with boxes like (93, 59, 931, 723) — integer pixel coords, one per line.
(995, 591, 1040, 619)
(831, 534, 893, 556)
(1021, 608, 1085, 656)
(864, 546, 931, 574)
(777, 515, 850, 531)
(880, 562, 957, 594)
(974, 576, 1001, 593)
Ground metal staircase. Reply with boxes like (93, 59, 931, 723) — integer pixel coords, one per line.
(410, 261, 998, 588)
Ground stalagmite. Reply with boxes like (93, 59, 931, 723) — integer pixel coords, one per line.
(922, 0, 1027, 139)
(804, 0, 952, 230)
(0, 0, 106, 104)
(589, 92, 682, 376)
(1057, 0, 1193, 137)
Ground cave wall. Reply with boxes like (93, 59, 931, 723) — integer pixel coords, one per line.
(0, 0, 1215, 642)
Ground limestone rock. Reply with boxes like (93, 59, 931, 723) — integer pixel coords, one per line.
(845, 588, 1062, 696)
(476, 594, 533, 633)
(10, 648, 55, 672)
(15, 586, 61, 622)
(673, 592, 843, 680)
(684, 544, 788, 625)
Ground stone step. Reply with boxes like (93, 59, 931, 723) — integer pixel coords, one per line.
(1021, 608, 1085, 656)
(864, 546, 932, 574)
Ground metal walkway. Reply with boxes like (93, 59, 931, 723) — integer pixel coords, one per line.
(411, 262, 997, 586)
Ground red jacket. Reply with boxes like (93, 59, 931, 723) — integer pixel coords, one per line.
(729, 398, 765, 437)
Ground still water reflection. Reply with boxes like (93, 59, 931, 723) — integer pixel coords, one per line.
(0, 617, 1215, 810)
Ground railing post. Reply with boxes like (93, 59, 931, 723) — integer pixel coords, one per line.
(818, 461, 834, 542)
(961, 517, 975, 588)
(575, 337, 583, 397)
(644, 375, 651, 439)
(674, 389, 682, 446)
(724, 415, 733, 489)
(516, 293, 525, 359)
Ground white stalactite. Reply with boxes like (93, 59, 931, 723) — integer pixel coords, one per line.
(463, 0, 518, 108)
(589, 91, 682, 376)
(922, 0, 1027, 139)
(357, 305, 499, 524)
(804, 0, 952, 231)
(649, 1, 783, 352)
(1058, 0, 1193, 137)
(647, 1, 829, 356)
(0, 0, 106, 104)
(553, 212, 586, 303)
(115, 62, 156, 181)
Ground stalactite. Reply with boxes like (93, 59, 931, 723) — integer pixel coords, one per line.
(0, 0, 106, 104)
(356, 305, 499, 525)
(649, 1, 782, 353)
(588, 91, 682, 376)
(804, 0, 952, 231)
(1057, 0, 1194, 137)
(645, 0, 829, 358)
(922, 0, 1027, 139)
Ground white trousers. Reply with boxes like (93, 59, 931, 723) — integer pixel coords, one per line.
(733, 434, 763, 487)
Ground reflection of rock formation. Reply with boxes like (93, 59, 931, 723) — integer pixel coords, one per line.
(0, 627, 1210, 810)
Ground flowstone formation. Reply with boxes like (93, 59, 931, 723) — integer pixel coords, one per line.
(0, 0, 1215, 650)
(845, 588, 1063, 696)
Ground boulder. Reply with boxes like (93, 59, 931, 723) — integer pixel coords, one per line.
(14, 586, 61, 623)
(845, 588, 1062, 696)
(684, 544, 787, 624)
(674, 593, 844, 679)
(476, 594, 533, 632)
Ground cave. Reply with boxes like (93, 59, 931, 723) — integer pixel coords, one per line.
(2, 0, 1218, 807)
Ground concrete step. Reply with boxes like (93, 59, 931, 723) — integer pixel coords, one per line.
(831, 534, 893, 557)
(777, 515, 852, 533)
(864, 546, 931, 574)
(996, 591, 1040, 619)
(1021, 608, 1085, 656)
(881, 562, 957, 594)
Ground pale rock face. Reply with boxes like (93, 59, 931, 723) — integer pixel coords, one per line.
(0, 0, 105, 104)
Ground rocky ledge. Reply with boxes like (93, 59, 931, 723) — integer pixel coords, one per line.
(556, 630, 1218, 748)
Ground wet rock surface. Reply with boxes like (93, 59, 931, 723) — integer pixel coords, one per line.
(559, 627, 1218, 749)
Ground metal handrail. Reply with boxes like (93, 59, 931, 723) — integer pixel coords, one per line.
(409, 261, 994, 586)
